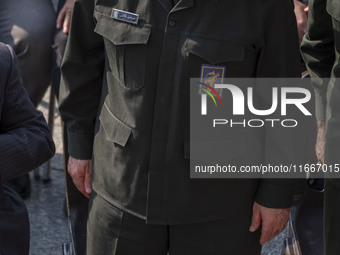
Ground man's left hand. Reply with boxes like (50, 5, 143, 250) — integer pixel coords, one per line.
(249, 202, 291, 245)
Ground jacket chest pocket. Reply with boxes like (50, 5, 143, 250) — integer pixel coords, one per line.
(181, 37, 257, 95)
(94, 12, 151, 91)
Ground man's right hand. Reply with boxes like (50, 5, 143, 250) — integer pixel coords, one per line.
(56, 0, 76, 34)
(316, 120, 326, 164)
(68, 156, 92, 198)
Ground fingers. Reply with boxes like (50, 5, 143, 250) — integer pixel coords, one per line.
(68, 156, 92, 198)
(297, 16, 308, 43)
(56, 3, 74, 34)
(56, 8, 66, 30)
(252, 202, 290, 245)
(293, 0, 308, 43)
(84, 161, 92, 196)
(73, 173, 89, 198)
(259, 220, 283, 245)
(249, 203, 262, 232)
(62, 9, 72, 34)
(316, 147, 325, 164)
(316, 121, 326, 164)
(259, 224, 272, 245)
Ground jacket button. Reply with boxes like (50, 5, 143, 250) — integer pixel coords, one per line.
(168, 20, 176, 27)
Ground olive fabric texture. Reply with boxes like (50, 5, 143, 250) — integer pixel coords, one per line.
(60, 0, 301, 254)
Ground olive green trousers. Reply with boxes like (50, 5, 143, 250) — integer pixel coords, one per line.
(87, 192, 262, 255)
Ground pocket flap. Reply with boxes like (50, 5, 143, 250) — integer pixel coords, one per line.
(184, 38, 245, 64)
(327, 0, 340, 22)
(99, 103, 131, 147)
(94, 11, 151, 45)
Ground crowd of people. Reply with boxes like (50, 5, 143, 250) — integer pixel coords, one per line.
(0, 0, 339, 254)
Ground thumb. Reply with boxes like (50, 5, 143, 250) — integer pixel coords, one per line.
(250, 205, 262, 232)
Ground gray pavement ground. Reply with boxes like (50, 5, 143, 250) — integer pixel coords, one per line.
(24, 88, 286, 254)
(25, 88, 70, 255)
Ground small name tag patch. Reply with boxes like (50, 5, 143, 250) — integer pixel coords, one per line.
(111, 8, 139, 25)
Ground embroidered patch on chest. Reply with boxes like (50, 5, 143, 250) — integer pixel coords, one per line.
(199, 64, 225, 96)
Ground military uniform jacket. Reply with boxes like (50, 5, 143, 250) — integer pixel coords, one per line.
(301, 0, 340, 186)
(60, 0, 300, 224)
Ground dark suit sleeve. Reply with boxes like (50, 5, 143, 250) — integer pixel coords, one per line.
(300, 0, 335, 121)
(59, 0, 105, 160)
(0, 44, 55, 182)
(255, 0, 301, 209)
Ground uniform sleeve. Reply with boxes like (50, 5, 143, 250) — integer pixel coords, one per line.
(256, 0, 301, 78)
(59, 0, 105, 159)
(301, 0, 335, 121)
(255, 0, 301, 209)
(0, 45, 55, 182)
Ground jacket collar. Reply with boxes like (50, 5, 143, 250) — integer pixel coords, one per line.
(173, 0, 194, 12)
(158, 0, 173, 13)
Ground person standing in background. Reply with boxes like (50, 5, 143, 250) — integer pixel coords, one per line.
(301, 0, 340, 254)
(0, 0, 75, 199)
(0, 0, 55, 198)
(0, 42, 55, 255)
(0, 0, 56, 107)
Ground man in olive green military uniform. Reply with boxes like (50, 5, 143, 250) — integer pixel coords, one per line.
(59, 0, 301, 254)
(301, 0, 340, 254)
